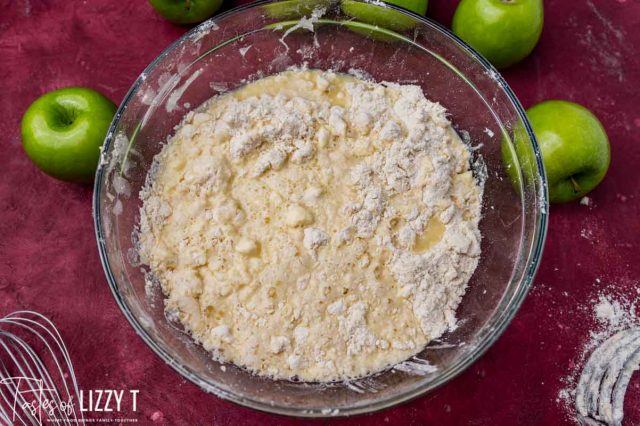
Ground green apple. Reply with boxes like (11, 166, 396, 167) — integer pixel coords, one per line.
(502, 100, 610, 203)
(452, 0, 543, 69)
(263, 0, 332, 20)
(341, 0, 427, 32)
(148, 0, 223, 25)
(21, 87, 117, 183)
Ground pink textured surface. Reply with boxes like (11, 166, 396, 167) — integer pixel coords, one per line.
(1, 0, 640, 424)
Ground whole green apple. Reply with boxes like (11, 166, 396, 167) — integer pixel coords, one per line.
(502, 100, 610, 203)
(263, 0, 331, 19)
(148, 0, 223, 25)
(21, 87, 117, 183)
(341, 0, 427, 32)
(452, 0, 543, 69)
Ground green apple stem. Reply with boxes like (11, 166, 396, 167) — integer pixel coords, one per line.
(570, 176, 582, 193)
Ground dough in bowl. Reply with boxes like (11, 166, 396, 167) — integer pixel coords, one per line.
(138, 69, 483, 382)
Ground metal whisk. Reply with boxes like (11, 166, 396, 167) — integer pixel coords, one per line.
(576, 327, 640, 426)
(0, 311, 84, 425)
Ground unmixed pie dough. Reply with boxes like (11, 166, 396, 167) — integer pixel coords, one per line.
(138, 69, 483, 382)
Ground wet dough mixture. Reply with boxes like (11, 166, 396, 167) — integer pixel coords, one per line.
(138, 69, 483, 382)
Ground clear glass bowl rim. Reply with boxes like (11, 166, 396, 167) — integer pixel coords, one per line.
(93, 0, 549, 417)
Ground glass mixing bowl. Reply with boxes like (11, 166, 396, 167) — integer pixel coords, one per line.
(93, 0, 548, 417)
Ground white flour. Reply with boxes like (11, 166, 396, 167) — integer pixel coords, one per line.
(138, 69, 483, 381)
